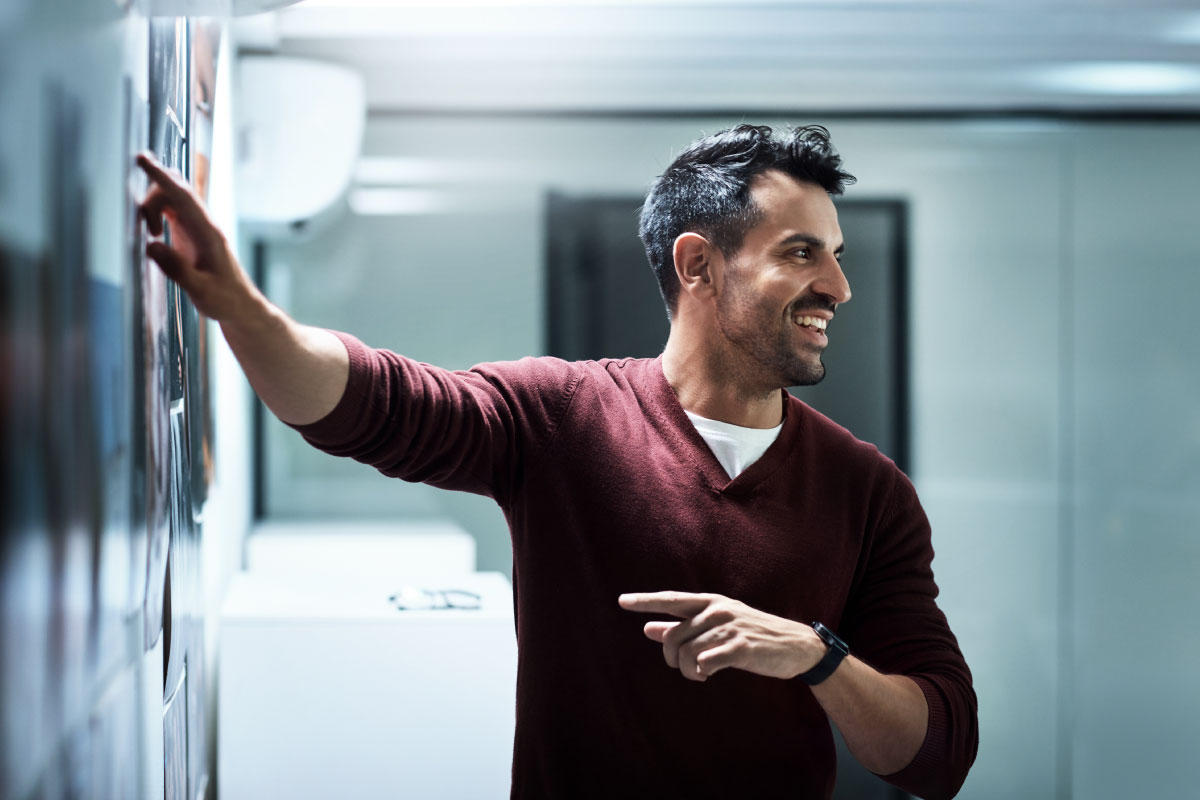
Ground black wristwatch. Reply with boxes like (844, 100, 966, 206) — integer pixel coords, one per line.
(797, 622, 849, 686)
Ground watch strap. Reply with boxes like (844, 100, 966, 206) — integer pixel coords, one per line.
(798, 621, 849, 686)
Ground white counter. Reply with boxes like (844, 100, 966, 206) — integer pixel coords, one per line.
(219, 569, 516, 800)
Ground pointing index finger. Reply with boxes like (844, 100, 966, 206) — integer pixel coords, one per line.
(618, 591, 710, 617)
(136, 151, 184, 193)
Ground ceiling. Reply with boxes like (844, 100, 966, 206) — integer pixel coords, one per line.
(250, 0, 1200, 114)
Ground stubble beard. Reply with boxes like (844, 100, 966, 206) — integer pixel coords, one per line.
(715, 280, 827, 391)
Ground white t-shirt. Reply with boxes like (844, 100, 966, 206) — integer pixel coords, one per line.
(683, 409, 784, 479)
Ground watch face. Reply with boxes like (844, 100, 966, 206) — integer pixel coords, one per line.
(813, 622, 849, 655)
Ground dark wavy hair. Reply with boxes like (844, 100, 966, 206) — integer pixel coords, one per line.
(638, 124, 855, 317)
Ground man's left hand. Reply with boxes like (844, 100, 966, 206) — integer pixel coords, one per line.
(618, 591, 824, 682)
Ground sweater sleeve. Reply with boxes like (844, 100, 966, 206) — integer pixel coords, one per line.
(840, 468, 979, 800)
(288, 331, 581, 504)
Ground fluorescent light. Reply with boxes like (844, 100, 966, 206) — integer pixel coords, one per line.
(1034, 62, 1200, 95)
(354, 158, 450, 185)
(348, 188, 452, 215)
(354, 156, 530, 185)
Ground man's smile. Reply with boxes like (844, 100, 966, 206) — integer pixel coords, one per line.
(791, 312, 830, 344)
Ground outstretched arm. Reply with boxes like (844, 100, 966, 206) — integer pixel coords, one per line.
(138, 152, 581, 503)
(136, 152, 347, 425)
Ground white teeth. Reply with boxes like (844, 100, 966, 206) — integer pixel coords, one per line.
(795, 316, 827, 330)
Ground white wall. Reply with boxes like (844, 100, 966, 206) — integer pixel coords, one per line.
(839, 121, 1067, 799)
(262, 115, 1200, 799)
(1067, 125, 1200, 800)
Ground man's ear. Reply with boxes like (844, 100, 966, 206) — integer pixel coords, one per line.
(672, 232, 720, 304)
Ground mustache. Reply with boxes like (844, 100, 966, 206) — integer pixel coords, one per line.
(790, 297, 837, 315)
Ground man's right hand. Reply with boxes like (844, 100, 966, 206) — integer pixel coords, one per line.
(137, 151, 262, 322)
(136, 151, 350, 427)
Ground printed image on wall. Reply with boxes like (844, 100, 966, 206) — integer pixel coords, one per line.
(149, 16, 210, 800)
(143, 16, 189, 653)
(189, 18, 221, 508)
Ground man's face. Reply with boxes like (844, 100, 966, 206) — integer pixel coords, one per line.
(714, 171, 850, 389)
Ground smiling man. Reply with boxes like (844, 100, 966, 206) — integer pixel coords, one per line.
(138, 124, 977, 799)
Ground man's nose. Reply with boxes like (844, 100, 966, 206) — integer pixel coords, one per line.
(812, 254, 852, 306)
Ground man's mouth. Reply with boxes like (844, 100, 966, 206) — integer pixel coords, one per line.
(792, 315, 828, 333)
(791, 313, 830, 345)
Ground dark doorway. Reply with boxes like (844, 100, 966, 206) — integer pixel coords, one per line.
(545, 192, 912, 800)
(545, 195, 670, 364)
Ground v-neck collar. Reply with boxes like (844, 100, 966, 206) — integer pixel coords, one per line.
(645, 355, 803, 497)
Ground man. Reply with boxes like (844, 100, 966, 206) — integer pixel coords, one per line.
(138, 123, 977, 799)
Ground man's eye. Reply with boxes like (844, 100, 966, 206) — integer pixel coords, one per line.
(791, 248, 809, 259)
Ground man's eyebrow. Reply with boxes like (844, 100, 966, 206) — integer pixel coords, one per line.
(779, 232, 845, 255)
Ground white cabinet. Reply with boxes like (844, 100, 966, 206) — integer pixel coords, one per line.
(219, 570, 517, 800)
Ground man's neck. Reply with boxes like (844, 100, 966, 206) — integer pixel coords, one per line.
(661, 323, 784, 429)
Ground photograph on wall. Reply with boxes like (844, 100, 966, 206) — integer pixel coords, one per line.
(124, 73, 150, 620)
(189, 18, 221, 505)
(147, 17, 209, 798)
(142, 17, 189, 650)
(163, 400, 189, 701)
(149, 17, 188, 170)
(163, 389, 207, 800)
(183, 298, 208, 522)
(190, 20, 220, 204)
(187, 637, 207, 800)
(163, 667, 187, 800)
(139, 199, 171, 650)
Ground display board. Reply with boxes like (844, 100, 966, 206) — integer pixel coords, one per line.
(0, 11, 220, 800)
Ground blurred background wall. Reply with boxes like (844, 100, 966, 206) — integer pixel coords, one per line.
(2, 1, 1199, 799)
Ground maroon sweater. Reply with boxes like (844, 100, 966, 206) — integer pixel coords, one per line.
(294, 333, 978, 800)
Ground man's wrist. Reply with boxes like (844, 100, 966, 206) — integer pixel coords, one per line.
(219, 289, 283, 343)
(796, 622, 849, 686)
(792, 622, 828, 679)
